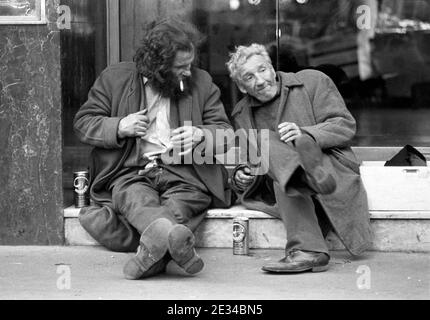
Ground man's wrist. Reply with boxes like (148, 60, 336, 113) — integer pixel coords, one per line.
(117, 130, 125, 140)
(117, 119, 126, 139)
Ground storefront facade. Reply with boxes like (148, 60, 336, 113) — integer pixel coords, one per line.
(1, 0, 429, 244)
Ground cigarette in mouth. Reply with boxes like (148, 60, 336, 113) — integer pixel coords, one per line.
(179, 80, 184, 92)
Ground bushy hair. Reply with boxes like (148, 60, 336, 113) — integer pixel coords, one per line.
(134, 18, 204, 82)
(226, 43, 272, 84)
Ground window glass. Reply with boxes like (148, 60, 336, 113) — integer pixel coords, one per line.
(61, 0, 107, 205)
(194, 0, 277, 116)
(194, 0, 430, 147)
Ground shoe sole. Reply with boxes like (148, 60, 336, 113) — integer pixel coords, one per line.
(168, 224, 204, 275)
(295, 135, 336, 194)
(123, 218, 172, 280)
(261, 264, 329, 273)
(311, 264, 329, 272)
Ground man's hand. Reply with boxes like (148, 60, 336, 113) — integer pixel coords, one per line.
(234, 166, 255, 191)
(278, 122, 302, 143)
(170, 126, 204, 156)
(117, 109, 149, 139)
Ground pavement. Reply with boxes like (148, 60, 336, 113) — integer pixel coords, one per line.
(0, 246, 428, 300)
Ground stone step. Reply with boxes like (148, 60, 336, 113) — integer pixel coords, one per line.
(64, 205, 430, 252)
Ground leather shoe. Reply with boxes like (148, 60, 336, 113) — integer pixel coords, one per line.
(123, 218, 172, 280)
(167, 224, 204, 274)
(295, 134, 336, 194)
(262, 250, 330, 273)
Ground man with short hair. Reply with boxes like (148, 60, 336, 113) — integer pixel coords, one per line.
(226, 43, 372, 273)
(74, 19, 233, 280)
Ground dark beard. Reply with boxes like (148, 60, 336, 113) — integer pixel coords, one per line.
(149, 72, 192, 99)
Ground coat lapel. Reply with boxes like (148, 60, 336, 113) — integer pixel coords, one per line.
(274, 72, 305, 126)
(275, 86, 290, 126)
(126, 71, 142, 115)
(169, 100, 180, 129)
(177, 94, 193, 126)
(236, 97, 255, 130)
(234, 98, 262, 170)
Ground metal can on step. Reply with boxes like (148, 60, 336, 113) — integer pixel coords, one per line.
(233, 217, 249, 255)
(73, 170, 90, 208)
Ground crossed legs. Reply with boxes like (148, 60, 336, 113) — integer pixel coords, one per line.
(111, 170, 211, 279)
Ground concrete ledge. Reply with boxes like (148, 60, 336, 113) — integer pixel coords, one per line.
(64, 205, 430, 220)
(64, 205, 430, 252)
(65, 218, 99, 246)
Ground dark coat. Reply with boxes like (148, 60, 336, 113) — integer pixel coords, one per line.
(231, 70, 372, 256)
(73, 62, 234, 252)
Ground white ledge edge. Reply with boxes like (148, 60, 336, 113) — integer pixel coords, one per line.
(64, 205, 430, 220)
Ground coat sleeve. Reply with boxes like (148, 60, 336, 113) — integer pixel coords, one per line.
(195, 72, 235, 155)
(298, 70, 356, 149)
(73, 69, 126, 149)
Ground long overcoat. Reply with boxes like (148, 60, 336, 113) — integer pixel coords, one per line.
(73, 62, 234, 252)
(231, 70, 372, 256)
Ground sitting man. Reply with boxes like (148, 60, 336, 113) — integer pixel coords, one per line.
(74, 19, 234, 280)
(226, 44, 372, 273)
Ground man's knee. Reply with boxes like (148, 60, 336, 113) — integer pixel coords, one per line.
(79, 205, 140, 252)
(163, 195, 211, 224)
(112, 183, 157, 213)
(164, 201, 196, 224)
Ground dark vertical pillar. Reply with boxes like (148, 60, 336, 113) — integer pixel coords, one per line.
(0, 0, 63, 244)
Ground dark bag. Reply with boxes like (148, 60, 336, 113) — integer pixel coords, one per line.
(384, 145, 427, 167)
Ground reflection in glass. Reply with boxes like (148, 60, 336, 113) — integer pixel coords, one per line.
(194, 0, 277, 116)
(194, 0, 430, 147)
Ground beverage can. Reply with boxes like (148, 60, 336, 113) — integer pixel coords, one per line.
(73, 170, 90, 208)
(233, 217, 249, 255)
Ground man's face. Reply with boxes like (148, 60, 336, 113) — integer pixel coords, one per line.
(238, 54, 279, 103)
(172, 50, 195, 83)
(150, 49, 195, 98)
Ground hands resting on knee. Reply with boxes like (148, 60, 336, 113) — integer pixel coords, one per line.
(278, 122, 302, 143)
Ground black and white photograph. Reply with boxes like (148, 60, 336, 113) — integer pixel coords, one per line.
(0, 0, 429, 312)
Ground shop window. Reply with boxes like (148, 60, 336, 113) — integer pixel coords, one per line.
(193, 0, 430, 147)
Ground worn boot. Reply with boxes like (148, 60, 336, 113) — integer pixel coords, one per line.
(167, 224, 204, 274)
(123, 218, 173, 280)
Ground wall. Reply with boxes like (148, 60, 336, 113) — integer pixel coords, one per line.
(0, 0, 63, 244)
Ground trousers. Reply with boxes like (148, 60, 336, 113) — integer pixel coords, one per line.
(109, 166, 212, 234)
(273, 179, 332, 255)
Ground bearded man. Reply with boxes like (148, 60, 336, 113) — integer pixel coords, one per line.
(74, 19, 234, 280)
